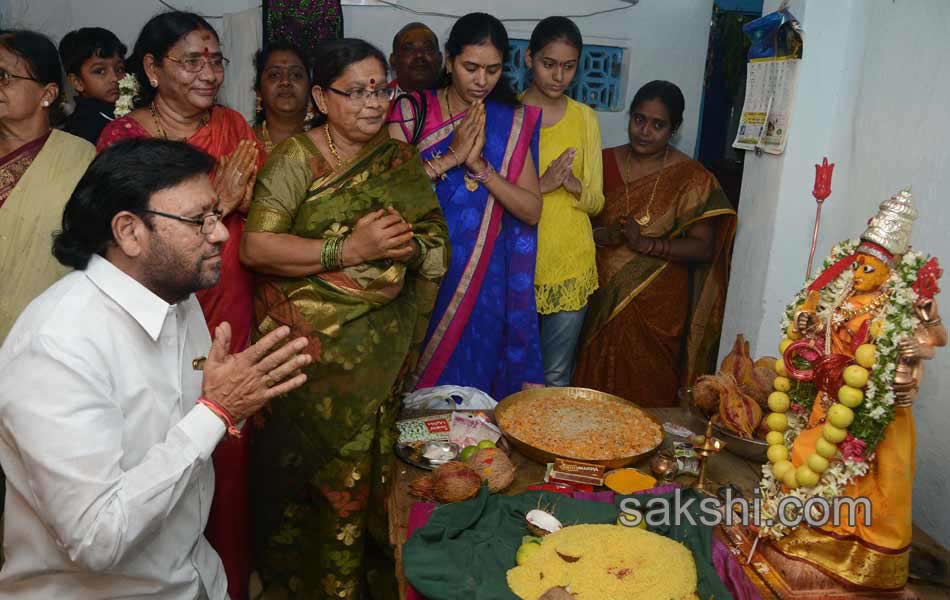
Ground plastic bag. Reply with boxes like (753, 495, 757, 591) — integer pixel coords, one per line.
(402, 386, 497, 411)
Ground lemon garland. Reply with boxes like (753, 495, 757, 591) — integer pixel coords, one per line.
(758, 240, 930, 539)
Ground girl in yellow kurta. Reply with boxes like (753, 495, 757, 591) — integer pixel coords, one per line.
(522, 17, 604, 386)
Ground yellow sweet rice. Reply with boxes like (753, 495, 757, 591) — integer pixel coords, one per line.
(507, 524, 698, 600)
(497, 395, 662, 460)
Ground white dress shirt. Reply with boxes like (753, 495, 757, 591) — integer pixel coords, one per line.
(0, 255, 227, 599)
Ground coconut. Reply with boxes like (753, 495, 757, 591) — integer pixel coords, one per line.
(468, 447, 516, 493)
(526, 509, 563, 537)
(409, 461, 482, 503)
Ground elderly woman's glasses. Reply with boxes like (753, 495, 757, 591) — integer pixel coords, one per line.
(327, 86, 397, 106)
(0, 69, 40, 87)
(165, 54, 230, 74)
(143, 209, 223, 235)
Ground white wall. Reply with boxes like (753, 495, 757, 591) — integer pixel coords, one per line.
(721, 0, 950, 546)
(0, 0, 714, 154)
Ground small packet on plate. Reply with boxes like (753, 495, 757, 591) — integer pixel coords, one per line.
(396, 414, 452, 444)
(448, 412, 501, 447)
(673, 441, 700, 476)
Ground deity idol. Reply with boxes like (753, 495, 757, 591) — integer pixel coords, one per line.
(757, 189, 945, 589)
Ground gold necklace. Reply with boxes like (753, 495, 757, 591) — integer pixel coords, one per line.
(622, 145, 669, 226)
(261, 120, 274, 153)
(833, 289, 890, 325)
(150, 102, 209, 140)
(324, 123, 344, 168)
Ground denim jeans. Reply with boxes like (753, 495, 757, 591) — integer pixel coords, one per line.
(539, 305, 588, 387)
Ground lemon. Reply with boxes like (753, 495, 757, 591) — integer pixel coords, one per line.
(767, 412, 788, 432)
(823, 423, 848, 444)
(768, 391, 791, 413)
(772, 460, 794, 480)
(869, 320, 884, 338)
(837, 385, 864, 408)
(767, 444, 789, 463)
(782, 468, 799, 489)
(827, 404, 855, 429)
(779, 338, 794, 355)
(459, 445, 478, 461)
(774, 358, 788, 377)
(807, 453, 830, 474)
(773, 376, 791, 392)
(796, 465, 820, 488)
(816, 438, 838, 459)
(515, 541, 543, 565)
(477, 439, 497, 449)
(855, 344, 877, 369)
(786, 323, 801, 340)
(843, 365, 869, 388)
(766, 431, 785, 446)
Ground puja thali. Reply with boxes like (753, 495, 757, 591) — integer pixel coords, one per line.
(494, 387, 663, 469)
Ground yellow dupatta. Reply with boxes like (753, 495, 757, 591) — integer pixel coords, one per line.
(0, 130, 95, 341)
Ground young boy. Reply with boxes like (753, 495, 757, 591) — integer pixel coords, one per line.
(59, 27, 127, 144)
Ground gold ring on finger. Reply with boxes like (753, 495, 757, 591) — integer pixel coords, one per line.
(263, 375, 274, 388)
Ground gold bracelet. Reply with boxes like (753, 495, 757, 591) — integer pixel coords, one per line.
(446, 146, 462, 168)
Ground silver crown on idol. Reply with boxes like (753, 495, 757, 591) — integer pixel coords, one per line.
(858, 187, 917, 264)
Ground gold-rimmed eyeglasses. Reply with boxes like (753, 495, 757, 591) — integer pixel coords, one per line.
(327, 86, 397, 106)
(143, 208, 223, 235)
(165, 54, 230, 73)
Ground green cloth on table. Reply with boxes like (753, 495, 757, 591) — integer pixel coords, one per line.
(404, 487, 733, 599)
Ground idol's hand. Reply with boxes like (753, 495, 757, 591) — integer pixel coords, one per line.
(202, 323, 311, 423)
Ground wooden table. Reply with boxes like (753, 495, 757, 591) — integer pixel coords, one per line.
(388, 407, 950, 599)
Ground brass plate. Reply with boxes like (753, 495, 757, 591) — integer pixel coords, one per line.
(494, 387, 664, 469)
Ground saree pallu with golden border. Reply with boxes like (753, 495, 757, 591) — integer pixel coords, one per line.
(395, 91, 545, 398)
(574, 149, 736, 407)
(246, 131, 448, 599)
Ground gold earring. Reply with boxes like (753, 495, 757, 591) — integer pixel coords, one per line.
(255, 94, 263, 115)
(150, 79, 158, 87)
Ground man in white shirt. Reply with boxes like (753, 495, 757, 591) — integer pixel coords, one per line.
(0, 139, 311, 599)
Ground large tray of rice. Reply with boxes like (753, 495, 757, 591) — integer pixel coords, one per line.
(495, 387, 663, 468)
(507, 524, 698, 599)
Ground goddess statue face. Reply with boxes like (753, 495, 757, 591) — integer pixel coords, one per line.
(852, 254, 890, 292)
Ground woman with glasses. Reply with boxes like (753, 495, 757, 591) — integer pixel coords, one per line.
(252, 41, 313, 154)
(389, 12, 545, 398)
(0, 30, 95, 342)
(96, 11, 264, 600)
(241, 38, 448, 598)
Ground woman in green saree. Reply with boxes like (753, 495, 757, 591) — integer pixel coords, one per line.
(240, 39, 448, 599)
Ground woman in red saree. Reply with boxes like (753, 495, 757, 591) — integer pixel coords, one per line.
(574, 81, 736, 407)
(97, 12, 262, 600)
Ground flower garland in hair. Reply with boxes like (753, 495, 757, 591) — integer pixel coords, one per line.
(759, 239, 933, 540)
(114, 74, 140, 118)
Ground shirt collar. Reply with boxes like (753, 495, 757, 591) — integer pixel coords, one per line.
(84, 255, 174, 341)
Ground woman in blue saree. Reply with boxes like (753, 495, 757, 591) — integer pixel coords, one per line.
(390, 12, 544, 398)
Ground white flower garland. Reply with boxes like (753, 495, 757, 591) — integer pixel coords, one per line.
(760, 239, 928, 539)
(114, 74, 140, 118)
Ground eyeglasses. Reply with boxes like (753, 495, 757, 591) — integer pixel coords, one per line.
(0, 69, 40, 87)
(143, 208, 223, 235)
(327, 86, 397, 106)
(165, 54, 230, 74)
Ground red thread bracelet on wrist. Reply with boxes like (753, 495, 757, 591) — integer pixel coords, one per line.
(197, 396, 241, 438)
